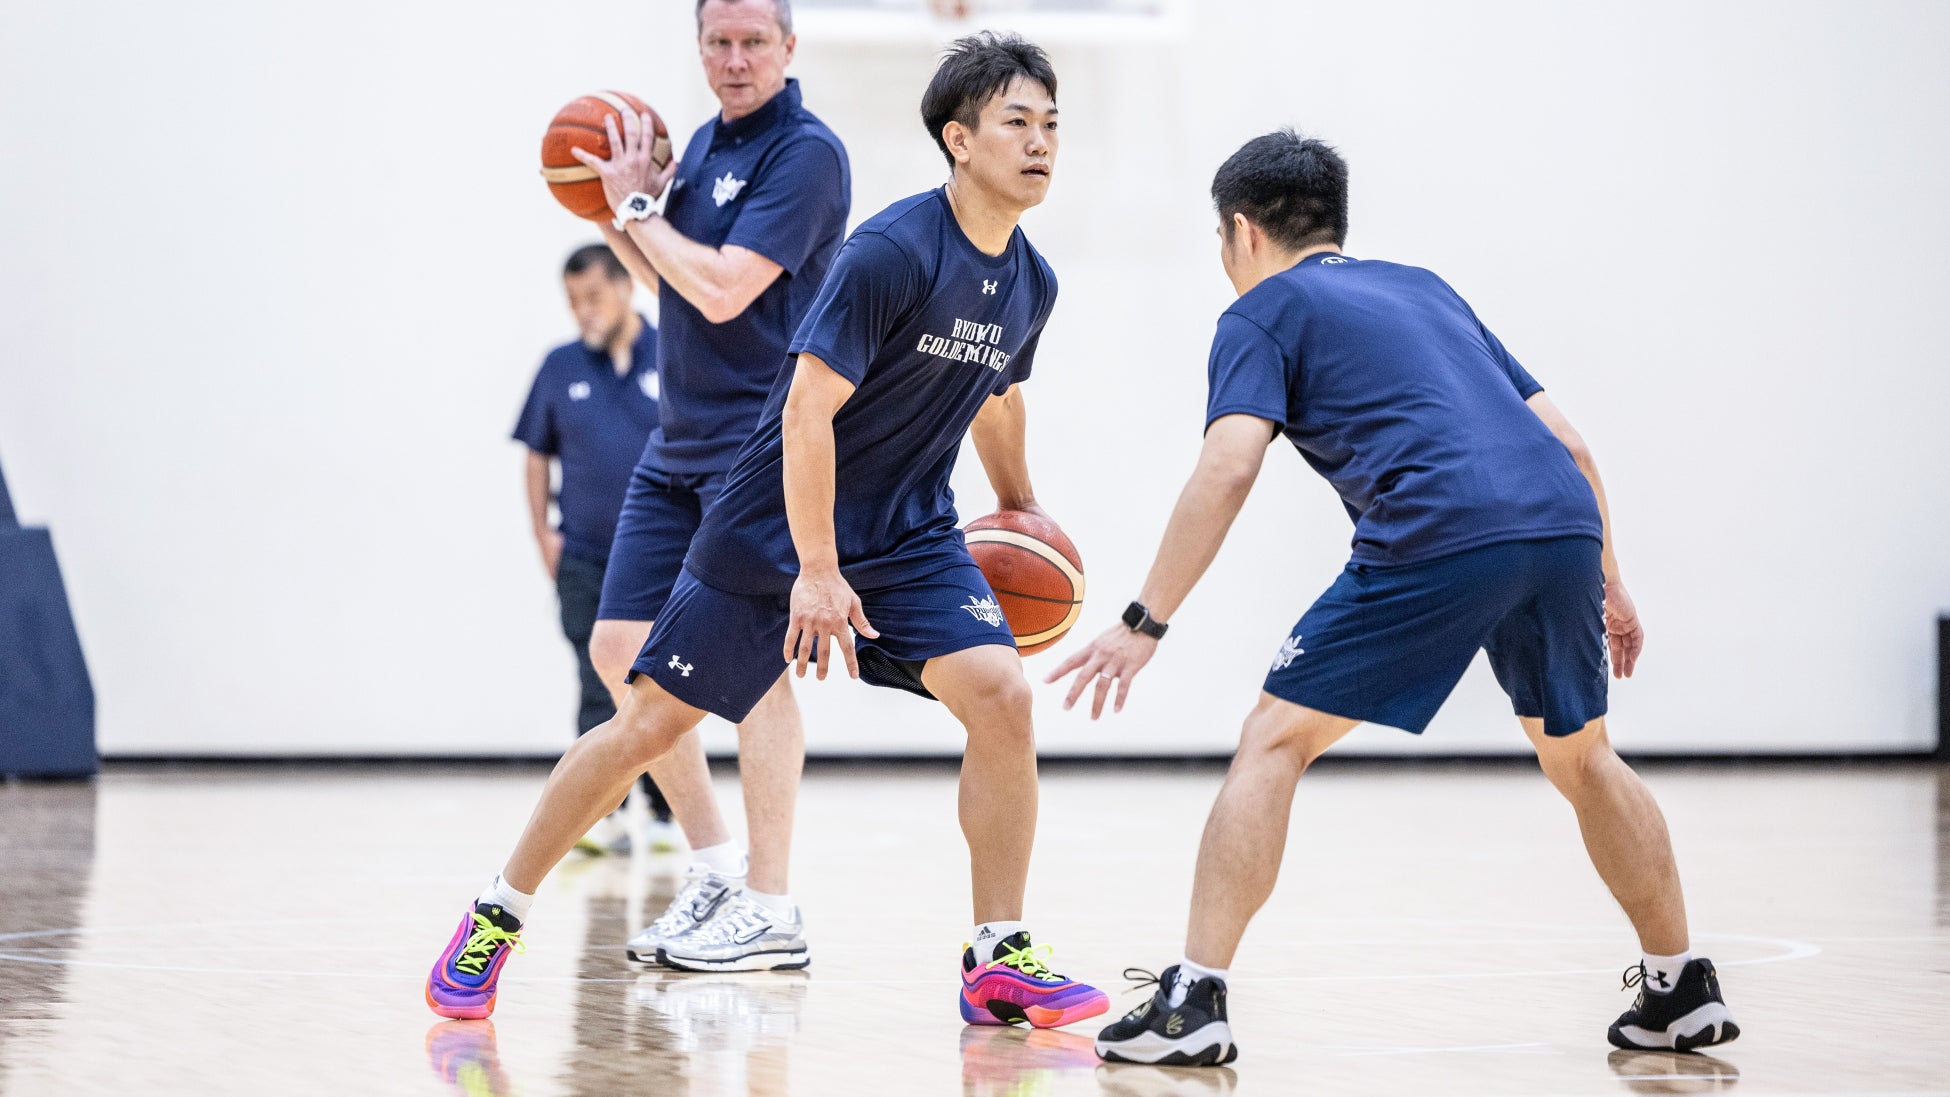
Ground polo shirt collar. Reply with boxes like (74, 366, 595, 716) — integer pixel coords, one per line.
(714, 78, 800, 145)
(583, 314, 655, 376)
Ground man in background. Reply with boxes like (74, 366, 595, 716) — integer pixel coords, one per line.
(513, 244, 676, 854)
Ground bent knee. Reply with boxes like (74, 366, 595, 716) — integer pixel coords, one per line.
(589, 623, 650, 681)
(1238, 701, 1346, 769)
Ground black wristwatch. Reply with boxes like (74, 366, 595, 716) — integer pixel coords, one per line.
(1122, 601, 1169, 640)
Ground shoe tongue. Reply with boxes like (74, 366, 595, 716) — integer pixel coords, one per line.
(473, 902, 523, 932)
(997, 930, 1033, 954)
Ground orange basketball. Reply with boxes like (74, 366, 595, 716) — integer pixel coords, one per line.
(964, 510, 1085, 656)
(540, 91, 671, 222)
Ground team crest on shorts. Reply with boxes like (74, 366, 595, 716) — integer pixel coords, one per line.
(961, 596, 1005, 628)
(1271, 633, 1305, 671)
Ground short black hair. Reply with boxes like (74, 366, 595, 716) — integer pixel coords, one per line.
(1211, 130, 1349, 250)
(563, 244, 628, 282)
(920, 32, 1057, 168)
(695, 0, 792, 36)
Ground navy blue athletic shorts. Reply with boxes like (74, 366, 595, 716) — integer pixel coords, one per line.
(595, 465, 725, 622)
(628, 560, 1016, 723)
(1264, 536, 1608, 737)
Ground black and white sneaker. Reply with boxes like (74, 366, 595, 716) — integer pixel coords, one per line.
(1094, 966, 1237, 1066)
(1608, 958, 1741, 1051)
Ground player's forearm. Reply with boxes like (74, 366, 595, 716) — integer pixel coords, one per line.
(524, 453, 553, 538)
(599, 224, 660, 297)
(1573, 451, 1623, 585)
(970, 388, 1036, 511)
(781, 399, 842, 576)
(627, 217, 749, 322)
(1137, 459, 1257, 622)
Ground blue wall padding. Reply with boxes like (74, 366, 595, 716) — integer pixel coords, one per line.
(0, 525, 98, 777)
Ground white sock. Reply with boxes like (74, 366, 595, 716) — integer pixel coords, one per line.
(476, 875, 535, 924)
(746, 889, 796, 921)
(690, 842, 748, 880)
(972, 920, 1028, 964)
(1641, 949, 1693, 994)
(1168, 957, 1229, 1007)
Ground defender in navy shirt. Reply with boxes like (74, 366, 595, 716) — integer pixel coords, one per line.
(1073, 133, 1739, 1066)
(422, 34, 1107, 1029)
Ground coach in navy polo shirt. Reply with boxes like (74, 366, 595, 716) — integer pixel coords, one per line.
(559, 0, 850, 967)
(513, 244, 671, 845)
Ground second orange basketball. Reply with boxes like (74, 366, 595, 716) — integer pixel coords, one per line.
(540, 91, 670, 222)
(964, 510, 1085, 656)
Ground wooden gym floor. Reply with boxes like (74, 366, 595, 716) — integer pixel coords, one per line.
(1, 759, 1945, 1096)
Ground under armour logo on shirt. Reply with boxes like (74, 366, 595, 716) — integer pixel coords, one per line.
(667, 655, 693, 677)
(568, 381, 592, 401)
(982, 280, 998, 295)
(639, 372, 660, 400)
(713, 172, 748, 207)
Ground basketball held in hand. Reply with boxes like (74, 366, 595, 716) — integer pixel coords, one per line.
(965, 510, 1085, 656)
(540, 91, 670, 222)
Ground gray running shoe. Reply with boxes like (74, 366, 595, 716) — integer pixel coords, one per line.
(625, 871, 739, 964)
(657, 892, 810, 972)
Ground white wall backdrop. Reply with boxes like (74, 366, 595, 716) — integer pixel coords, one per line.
(1, 1, 1945, 757)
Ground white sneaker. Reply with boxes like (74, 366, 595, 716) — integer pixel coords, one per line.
(657, 892, 810, 973)
(625, 870, 741, 964)
(572, 810, 632, 857)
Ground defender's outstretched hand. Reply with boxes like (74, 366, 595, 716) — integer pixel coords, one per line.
(1603, 580, 1644, 679)
(1046, 623, 1159, 719)
(784, 568, 879, 681)
(572, 110, 679, 215)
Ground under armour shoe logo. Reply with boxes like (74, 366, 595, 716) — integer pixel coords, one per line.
(1271, 633, 1305, 671)
(568, 381, 592, 401)
(982, 280, 997, 294)
(1165, 1014, 1185, 1036)
(667, 655, 693, 677)
(961, 596, 1005, 628)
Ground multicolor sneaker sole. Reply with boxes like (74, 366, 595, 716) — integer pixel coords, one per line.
(426, 906, 524, 1020)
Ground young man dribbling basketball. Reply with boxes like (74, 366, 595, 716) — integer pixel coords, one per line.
(1057, 132, 1740, 1064)
(426, 32, 1108, 1029)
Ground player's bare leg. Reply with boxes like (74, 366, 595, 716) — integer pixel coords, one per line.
(1525, 716, 1687, 953)
(591, 619, 737, 851)
(1184, 694, 1359, 968)
(924, 644, 1037, 922)
(734, 674, 805, 896)
(503, 678, 711, 892)
(926, 642, 1106, 1029)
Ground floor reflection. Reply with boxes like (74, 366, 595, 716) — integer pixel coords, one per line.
(958, 1025, 1100, 1097)
(1605, 1048, 1741, 1094)
(0, 780, 97, 1091)
(1937, 764, 1948, 929)
(1090, 1060, 1238, 1097)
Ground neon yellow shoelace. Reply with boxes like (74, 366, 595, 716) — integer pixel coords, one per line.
(986, 941, 1062, 983)
(455, 912, 526, 976)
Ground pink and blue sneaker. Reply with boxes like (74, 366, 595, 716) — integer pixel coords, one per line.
(426, 903, 526, 1019)
(960, 931, 1108, 1029)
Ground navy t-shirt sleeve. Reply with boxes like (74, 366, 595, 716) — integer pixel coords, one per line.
(723, 136, 848, 277)
(1476, 321, 1543, 399)
(788, 232, 922, 387)
(1205, 312, 1292, 430)
(996, 280, 1057, 395)
(512, 367, 558, 454)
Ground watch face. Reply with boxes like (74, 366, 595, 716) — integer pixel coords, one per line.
(627, 196, 649, 214)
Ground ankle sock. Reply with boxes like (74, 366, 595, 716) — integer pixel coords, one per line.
(746, 889, 796, 920)
(690, 842, 748, 880)
(476, 875, 535, 924)
(971, 920, 1028, 964)
(1641, 949, 1693, 994)
(1169, 957, 1229, 1006)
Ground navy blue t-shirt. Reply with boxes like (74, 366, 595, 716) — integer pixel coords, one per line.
(1206, 253, 1601, 566)
(684, 189, 1057, 595)
(648, 79, 851, 475)
(514, 317, 661, 564)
